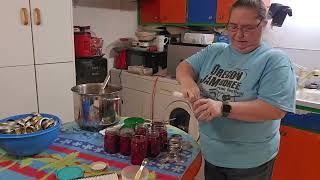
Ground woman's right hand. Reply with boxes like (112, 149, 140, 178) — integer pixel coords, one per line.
(180, 80, 200, 103)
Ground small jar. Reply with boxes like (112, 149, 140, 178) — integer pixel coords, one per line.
(131, 135, 147, 165)
(135, 124, 147, 136)
(104, 128, 119, 154)
(119, 127, 134, 156)
(147, 130, 160, 158)
(152, 122, 168, 152)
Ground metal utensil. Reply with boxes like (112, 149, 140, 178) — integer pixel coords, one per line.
(101, 75, 111, 90)
(134, 158, 148, 180)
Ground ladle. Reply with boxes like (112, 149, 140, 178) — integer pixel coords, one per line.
(101, 75, 111, 90)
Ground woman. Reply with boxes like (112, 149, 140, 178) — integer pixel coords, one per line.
(176, 0, 296, 180)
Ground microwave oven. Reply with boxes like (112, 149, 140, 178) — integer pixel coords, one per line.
(126, 48, 167, 74)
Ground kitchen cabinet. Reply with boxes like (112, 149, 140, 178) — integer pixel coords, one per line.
(140, 0, 271, 25)
(1, 1, 34, 67)
(216, 0, 270, 23)
(0, 66, 38, 118)
(187, 0, 217, 24)
(140, 0, 186, 24)
(0, 0, 75, 123)
(36, 62, 76, 123)
(216, 0, 236, 23)
(272, 113, 320, 180)
(31, 0, 74, 64)
(273, 125, 320, 180)
(140, 0, 160, 23)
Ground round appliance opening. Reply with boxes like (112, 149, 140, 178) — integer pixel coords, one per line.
(169, 108, 190, 133)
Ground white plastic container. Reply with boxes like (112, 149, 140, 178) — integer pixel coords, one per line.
(121, 165, 149, 180)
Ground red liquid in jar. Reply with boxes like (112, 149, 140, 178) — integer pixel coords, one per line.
(104, 130, 119, 154)
(120, 133, 131, 156)
(135, 126, 147, 136)
(147, 134, 160, 158)
(158, 127, 168, 151)
(131, 135, 147, 165)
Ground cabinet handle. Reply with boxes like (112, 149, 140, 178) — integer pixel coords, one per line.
(20, 8, 29, 25)
(34, 8, 41, 25)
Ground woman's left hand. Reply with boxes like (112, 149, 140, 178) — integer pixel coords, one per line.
(192, 98, 223, 122)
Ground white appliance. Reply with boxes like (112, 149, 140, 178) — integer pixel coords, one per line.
(182, 33, 215, 45)
(110, 69, 199, 141)
(167, 44, 206, 78)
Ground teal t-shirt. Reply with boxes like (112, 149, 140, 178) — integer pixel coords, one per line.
(186, 42, 296, 168)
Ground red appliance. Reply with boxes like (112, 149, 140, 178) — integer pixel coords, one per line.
(74, 31, 92, 58)
(74, 26, 103, 58)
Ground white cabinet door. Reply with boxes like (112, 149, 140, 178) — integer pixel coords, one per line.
(121, 88, 152, 119)
(0, 0, 34, 67)
(30, 0, 74, 64)
(36, 62, 76, 123)
(0, 66, 38, 118)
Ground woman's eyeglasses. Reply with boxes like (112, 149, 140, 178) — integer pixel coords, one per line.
(226, 19, 263, 34)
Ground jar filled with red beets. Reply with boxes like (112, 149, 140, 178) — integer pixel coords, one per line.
(131, 135, 148, 165)
(119, 127, 134, 156)
(147, 129, 161, 158)
(135, 124, 147, 136)
(104, 128, 120, 154)
(152, 121, 168, 151)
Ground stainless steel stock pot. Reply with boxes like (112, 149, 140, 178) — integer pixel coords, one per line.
(71, 83, 122, 131)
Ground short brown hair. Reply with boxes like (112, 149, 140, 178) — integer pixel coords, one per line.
(230, 0, 267, 20)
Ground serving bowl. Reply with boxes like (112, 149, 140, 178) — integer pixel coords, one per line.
(0, 113, 61, 156)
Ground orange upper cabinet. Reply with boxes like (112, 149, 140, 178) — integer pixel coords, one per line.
(140, 0, 160, 23)
(216, 0, 236, 23)
(159, 0, 186, 23)
(216, 0, 270, 24)
(140, 0, 186, 24)
(140, 0, 269, 25)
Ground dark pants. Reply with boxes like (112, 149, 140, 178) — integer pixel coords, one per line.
(204, 157, 276, 180)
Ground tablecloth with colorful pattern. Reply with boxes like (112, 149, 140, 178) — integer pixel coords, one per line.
(0, 122, 200, 180)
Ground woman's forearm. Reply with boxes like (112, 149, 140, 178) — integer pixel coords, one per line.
(176, 61, 196, 83)
(227, 99, 286, 122)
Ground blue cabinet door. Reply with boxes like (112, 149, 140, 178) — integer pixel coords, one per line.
(188, 0, 217, 24)
(282, 112, 320, 132)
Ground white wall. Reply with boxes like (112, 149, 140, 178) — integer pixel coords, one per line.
(73, 0, 137, 73)
(263, 0, 320, 70)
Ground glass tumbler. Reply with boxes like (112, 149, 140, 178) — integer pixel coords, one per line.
(131, 135, 147, 165)
(104, 129, 119, 154)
